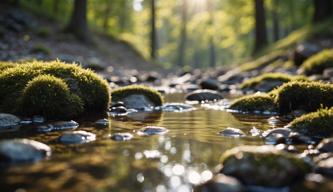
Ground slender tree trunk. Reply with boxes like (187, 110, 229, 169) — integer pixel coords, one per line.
(272, 0, 280, 42)
(53, 0, 59, 16)
(177, 0, 188, 67)
(313, 0, 333, 23)
(289, 1, 297, 30)
(253, 0, 268, 54)
(150, 0, 157, 60)
(103, 1, 111, 31)
(207, 0, 216, 67)
(65, 0, 90, 42)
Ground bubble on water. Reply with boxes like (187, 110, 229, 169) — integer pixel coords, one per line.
(172, 164, 185, 176)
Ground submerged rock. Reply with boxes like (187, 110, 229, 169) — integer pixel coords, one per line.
(59, 131, 96, 144)
(111, 133, 133, 141)
(185, 89, 223, 102)
(220, 145, 311, 187)
(219, 128, 245, 138)
(195, 174, 243, 192)
(37, 120, 79, 132)
(0, 139, 51, 163)
(0, 113, 20, 129)
(137, 126, 168, 136)
(158, 103, 194, 112)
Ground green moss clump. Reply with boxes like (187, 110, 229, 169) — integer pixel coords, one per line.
(229, 93, 277, 112)
(220, 145, 311, 187)
(274, 81, 333, 114)
(111, 85, 163, 106)
(288, 108, 333, 138)
(240, 73, 308, 90)
(21, 75, 83, 119)
(299, 49, 333, 75)
(0, 60, 110, 118)
(0, 61, 16, 71)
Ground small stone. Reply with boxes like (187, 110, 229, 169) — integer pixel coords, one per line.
(111, 102, 125, 108)
(159, 103, 194, 112)
(137, 126, 168, 136)
(219, 128, 245, 138)
(199, 78, 220, 90)
(195, 174, 243, 192)
(262, 127, 292, 138)
(0, 139, 51, 163)
(111, 133, 133, 141)
(59, 131, 96, 144)
(314, 153, 333, 177)
(37, 120, 79, 133)
(0, 113, 20, 129)
(123, 94, 155, 111)
(265, 133, 286, 145)
(317, 138, 333, 153)
(185, 89, 223, 102)
(95, 118, 110, 126)
(288, 132, 314, 145)
(32, 115, 45, 123)
(110, 106, 128, 114)
(323, 68, 333, 78)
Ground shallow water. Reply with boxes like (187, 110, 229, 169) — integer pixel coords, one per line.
(0, 93, 283, 192)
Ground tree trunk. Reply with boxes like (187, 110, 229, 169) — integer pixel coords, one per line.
(177, 0, 188, 67)
(65, 0, 90, 42)
(313, 0, 333, 23)
(271, 0, 280, 42)
(253, 0, 268, 54)
(207, 0, 216, 67)
(103, 1, 112, 31)
(150, 0, 157, 60)
(53, 0, 59, 16)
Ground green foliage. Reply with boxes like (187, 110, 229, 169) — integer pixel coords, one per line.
(0, 61, 16, 72)
(274, 81, 333, 114)
(20, 75, 83, 119)
(240, 72, 308, 89)
(0, 60, 110, 116)
(288, 108, 333, 137)
(299, 49, 333, 75)
(229, 93, 277, 112)
(111, 85, 163, 106)
(31, 44, 51, 55)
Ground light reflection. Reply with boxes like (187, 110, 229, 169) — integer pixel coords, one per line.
(136, 173, 145, 183)
(187, 170, 201, 184)
(172, 164, 185, 176)
(170, 176, 181, 188)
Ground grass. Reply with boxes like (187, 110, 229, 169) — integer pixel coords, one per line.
(299, 49, 333, 75)
(111, 85, 163, 106)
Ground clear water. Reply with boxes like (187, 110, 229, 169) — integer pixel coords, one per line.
(0, 93, 281, 192)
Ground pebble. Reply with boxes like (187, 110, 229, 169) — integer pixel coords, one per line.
(59, 131, 96, 144)
(137, 126, 169, 136)
(0, 113, 20, 129)
(37, 120, 79, 133)
(111, 133, 133, 141)
(219, 127, 245, 138)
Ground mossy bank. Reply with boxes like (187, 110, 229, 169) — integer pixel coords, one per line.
(0, 60, 110, 119)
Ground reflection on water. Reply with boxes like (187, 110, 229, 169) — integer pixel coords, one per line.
(0, 94, 278, 192)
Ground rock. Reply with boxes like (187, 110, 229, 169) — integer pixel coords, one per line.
(110, 106, 128, 114)
(219, 128, 245, 138)
(37, 120, 79, 133)
(111, 102, 125, 108)
(314, 153, 333, 178)
(263, 128, 292, 138)
(0, 139, 51, 163)
(185, 89, 223, 102)
(200, 78, 220, 90)
(0, 113, 20, 129)
(59, 131, 96, 144)
(95, 118, 110, 126)
(195, 174, 243, 192)
(323, 68, 333, 78)
(111, 133, 133, 141)
(265, 133, 286, 145)
(158, 103, 194, 112)
(275, 144, 298, 153)
(122, 94, 155, 111)
(288, 132, 314, 145)
(293, 42, 321, 66)
(137, 126, 169, 136)
(32, 115, 45, 123)
(220, 145, 311, 187)
(317, 138, 333, 153)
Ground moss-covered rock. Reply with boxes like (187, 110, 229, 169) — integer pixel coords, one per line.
(111, 85, 163, 110)
(220, 145, 311, 187)
(240, 73, 308, 92)
(0, 60, 110, 118)
(0, 61, 16, 71)
(274, 81, 333, 114)
(229, 93, 277, 113)
(287, 108, 333, 138)
(20, 75, 84, 119)
(299, 49, 333, 75)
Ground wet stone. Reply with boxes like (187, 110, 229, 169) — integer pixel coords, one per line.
(185, 89, 223, 102)
(0, 113, 20, 129)
(317, 138, 333, 153)
(59, 131, 96, 144)
(159, 103, 194, 112)
(32, 115, 45, 123)
(111, 101, 125, 108)
(314, 153, 333, 178)
(111, 133, 133, 141)
(137, 126, 169, 136)
(20, 118, 33, 125)
(263, 127, 292, 138)
(219, 128, 245, 138)
(195, 174, 243, 192)
(288, 132, 314, 145)
(110, 106, 128, 114)
(199, 78, 220, 90)
(37, 120, 79, 133)
(0, 139, 51, 163)
(275, 144, 298, 153)
(265, 133, 286, 145)
(122, 94, 155, 111)
(95, 118, 110, 126)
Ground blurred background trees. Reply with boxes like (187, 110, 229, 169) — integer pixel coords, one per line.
(16, 0, 330, 68)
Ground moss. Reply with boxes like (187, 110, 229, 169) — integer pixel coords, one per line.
(111, 85, 163, 106)
(240, 73, 308, 90)
(288, 108, 333, 138)
(229, 93, 277, 112)
(31, 44, 51, 55)
(0, 60, 110, 117)
(220, 145, 311, 187)
(20, 75, 83, 119)
(274, 81, 333, 114)
(299, 49, 333, 75)
(238, 50, 284, 72)
(0, 61, 16, 72)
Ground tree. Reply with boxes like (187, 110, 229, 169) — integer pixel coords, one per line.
(253, 0, 268, 54)
(207, 0, 216, 67)
(271, 0, 280, 41)
(102, 0, 112, 31)
(313, 0, 333, 23)
(177, 0, 188, 67)
(65, 0, 90, 42)
(150, 0, 157, 60)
